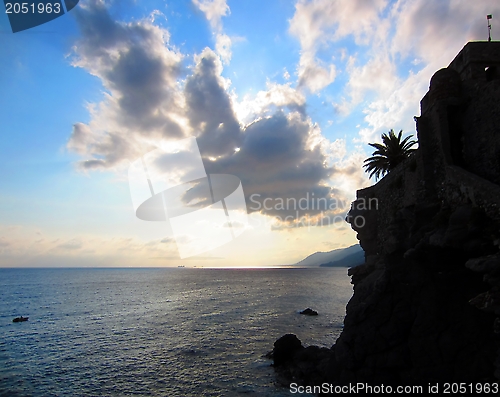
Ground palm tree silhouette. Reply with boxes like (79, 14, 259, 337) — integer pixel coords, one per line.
(363, 129, 417, 180)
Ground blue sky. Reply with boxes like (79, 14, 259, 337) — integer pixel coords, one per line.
(1, 0, 499, 267)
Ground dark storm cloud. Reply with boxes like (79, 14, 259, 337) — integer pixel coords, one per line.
(103, 44, 181, 132)
(184, 49, 242, 157)
(67, 2, 343, 223)
(182, 50, 340, 220)
(204, 111, 338, 218)
(206, 111, 328, 186)
(68, 0, 185, 169)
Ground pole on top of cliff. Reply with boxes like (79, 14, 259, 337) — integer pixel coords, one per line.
(487, 14, 492, 42)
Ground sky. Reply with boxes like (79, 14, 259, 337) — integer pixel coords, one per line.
(0, 0, 499, 268)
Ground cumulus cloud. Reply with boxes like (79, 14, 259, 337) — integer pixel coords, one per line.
(391, 0, 495, 64)
(290, 0, 388, 47)
(67, 0, 186, 169)
(184, 48, 242, 157)
(289, 0, 388, 93)
(215, 33, 232, 64)
(297, 55, 337, 93)
(204, 111, 343, 219)
(66, 1, 354, 226)
(193, 0, 233, 63)
(233, 81, 306, 123)
(346, 54, 398, 107)
(290, 0, 500, 144)
(192, 0, 230, 31)
(356, 0, 500, 143)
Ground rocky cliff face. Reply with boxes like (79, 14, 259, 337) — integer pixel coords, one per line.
(272, 42, 500, 384)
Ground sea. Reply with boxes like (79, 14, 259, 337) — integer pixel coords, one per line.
(0, 267, 353, 397)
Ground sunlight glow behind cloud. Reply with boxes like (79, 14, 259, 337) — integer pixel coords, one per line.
(2, 0, 499, 266)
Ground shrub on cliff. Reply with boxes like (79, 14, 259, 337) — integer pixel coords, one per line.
(363, 129, 417, 180)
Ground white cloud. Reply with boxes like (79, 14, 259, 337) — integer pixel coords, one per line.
(192, 0, 230, 32)
(215, 33, 232, 64)
(184, 48, 242, 157)
(68, 0, 187, 169)
(346, 55, 398, 106)
(289, 0, 389, 93)
(56, 238, 83, 250)
(233, 81, 306, 123)
(67, 2, 358, 226)
(283, 68, 290, 80)
(69, 0, 497, 226)
(330, 150, 370, 197)
(297, 56, 337, 93)
(0, 224, 184, 266)
(193, 0, 233, 64)
(290, 0, 500, 145)
(353, 0, 500, 143)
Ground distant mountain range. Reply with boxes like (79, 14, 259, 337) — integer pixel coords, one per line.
(319, 249, 364, 268)
(290, 244, 364, 268)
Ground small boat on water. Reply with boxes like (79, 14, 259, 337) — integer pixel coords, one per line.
(13, 316, 28, 323)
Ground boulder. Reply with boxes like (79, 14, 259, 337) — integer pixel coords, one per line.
(300, 308, 318, 316)
(273, 334, 303, 367)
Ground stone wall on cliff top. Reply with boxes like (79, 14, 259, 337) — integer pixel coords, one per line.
(342, 41, 500, 382)
(273, 42, 500, 384)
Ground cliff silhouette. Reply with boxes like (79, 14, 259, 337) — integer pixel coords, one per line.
(272, 41, 500, 385)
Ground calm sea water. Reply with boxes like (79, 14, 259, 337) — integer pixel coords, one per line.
(0, 268, 353, 397)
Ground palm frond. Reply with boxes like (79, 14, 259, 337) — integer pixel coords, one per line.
(363, 129, 418, 180)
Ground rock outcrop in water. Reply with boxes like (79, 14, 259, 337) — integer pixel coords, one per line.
(300, 308, 318, 316)
(272, 41, 500, 384)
